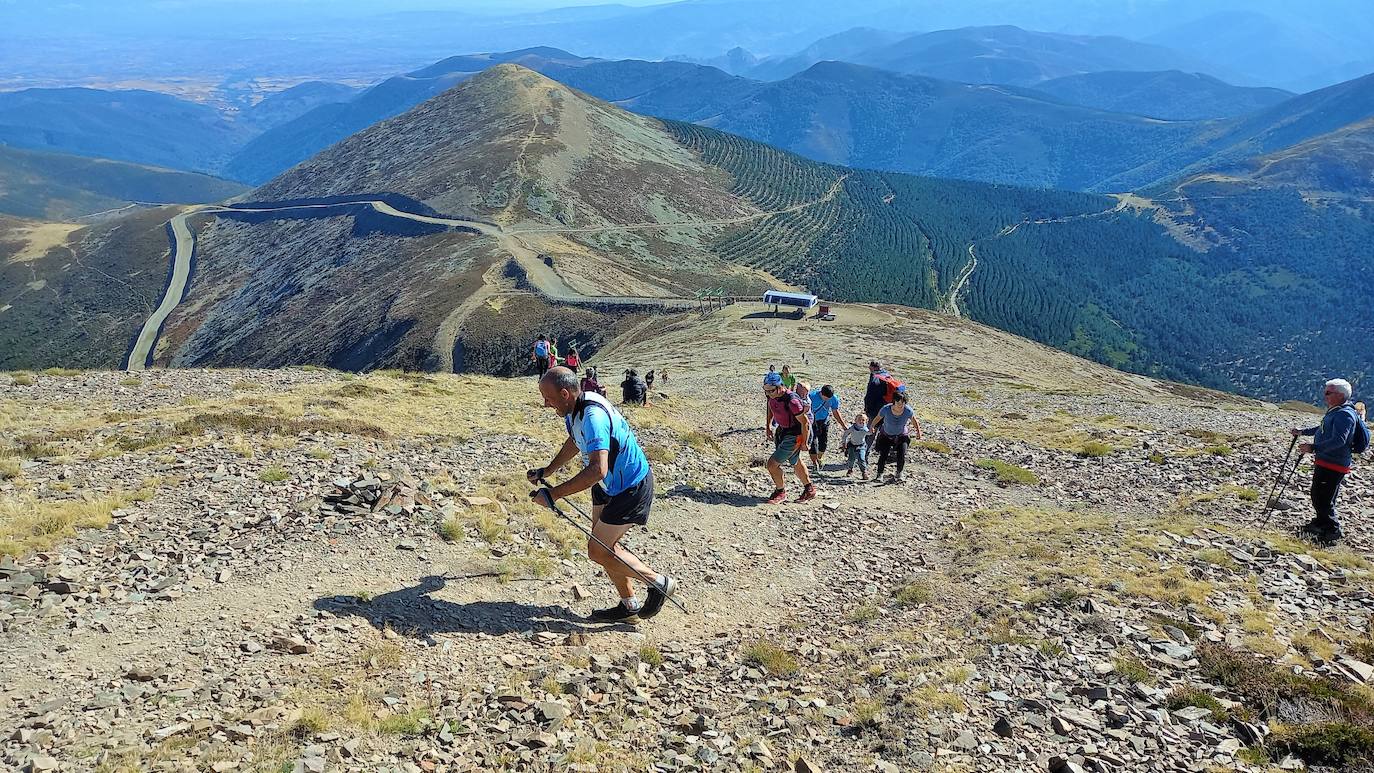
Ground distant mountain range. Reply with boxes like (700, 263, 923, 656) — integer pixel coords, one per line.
(832, 26, 1230, 87)
(9, 0, 1371, 94)
(4, 65, 1368, 399)
(1033, 71, 1293, 120)
(6, 26, 1372, 194)
(220, 48, 1374, 194)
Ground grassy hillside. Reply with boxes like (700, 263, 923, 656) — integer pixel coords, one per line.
(0, 145, 247, 220)
(666, 121, 1373, 397)
(0, 209, 176, 370)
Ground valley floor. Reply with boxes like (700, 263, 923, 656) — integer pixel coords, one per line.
(1, 304, 1371, 772)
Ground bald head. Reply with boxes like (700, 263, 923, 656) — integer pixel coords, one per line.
(539, 366, 581, 416)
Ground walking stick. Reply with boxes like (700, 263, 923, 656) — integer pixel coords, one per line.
(1260, 436, 1298, 523)
(1262, 452, 1306, 527)
(534, 477, 688, 614)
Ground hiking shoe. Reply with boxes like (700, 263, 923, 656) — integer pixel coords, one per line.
(1297, 521, 1344, 545)
(589, 601, 641, 623)
(766, 488, 787, 504)
(639, 576, 678, 620)
(796, 485, 817, 503)
(893, 473, 904, 483)
(860, 472, 869, 480)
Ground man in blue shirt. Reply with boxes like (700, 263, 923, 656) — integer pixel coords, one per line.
(1289, 378, 1369, 544)
(528, 367, 677, 623)
(807, 384, 847, 473)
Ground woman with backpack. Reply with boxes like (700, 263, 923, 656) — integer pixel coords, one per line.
(870, 389, 921, 484)
(763, 372, 815, 504)
(580, 366, 607, 397)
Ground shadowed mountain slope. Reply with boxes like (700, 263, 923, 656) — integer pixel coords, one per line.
(0, 88, 249, 174)
(0, 145, 247, 220)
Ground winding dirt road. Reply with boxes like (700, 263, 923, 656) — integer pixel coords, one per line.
(943, 198, 1132, 318)
(124, 180, 848, 371)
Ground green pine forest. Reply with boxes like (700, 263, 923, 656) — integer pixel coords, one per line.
(666, 121, 1374, 400)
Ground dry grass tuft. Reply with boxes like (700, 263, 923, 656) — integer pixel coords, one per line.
(0, 492, 127, 557)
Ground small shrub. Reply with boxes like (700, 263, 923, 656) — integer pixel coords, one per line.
(958, 418, 984, 430)
(1027, 585, 1081, 609)
(307, 448, 331, 460)
(893, 579, 934, 606)
(377, 709, 430, 736)
(9, 372, 36, 386)
(1077, 441, 1114, 457)
(743, 640, 798, 676)
(258, 467, 289, 483)
(852, 698, 884, 727)
(438, 517, 464, 542)
(1271, 722, 1374, 767)
(682, 430, 719, 453)
(1113, 655, 1154, 684)
(903, 685, 965, 717)
(848, 603, 880, 623)
(638, 644, 664, 667)
(1147, 451, 1167, 465)
(1038, 640, 1066, 658)
(1194, 548, 1238, 571)
(644, 444, 677, 464)
(1204, 444, 1233, 457)
(289, 707, 330, 739)
(915, 439, 951, 453)
(1166, 686, 1229, 723)
(974, 458, 1039, 485)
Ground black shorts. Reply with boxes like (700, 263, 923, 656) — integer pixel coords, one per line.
(591, 471, 654, 526)
(809, 418, 830, 454)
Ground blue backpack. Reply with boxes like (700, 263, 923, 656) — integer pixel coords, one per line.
(1349, 406, 1371, 454)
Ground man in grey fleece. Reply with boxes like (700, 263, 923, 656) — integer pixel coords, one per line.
(1290, 378, 1370, 544)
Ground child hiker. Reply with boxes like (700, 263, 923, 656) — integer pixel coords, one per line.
(844, 411, 870, 480)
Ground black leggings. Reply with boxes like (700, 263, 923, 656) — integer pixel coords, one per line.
(875, 433, 909, 476)
(1311, 465, 1346, 529)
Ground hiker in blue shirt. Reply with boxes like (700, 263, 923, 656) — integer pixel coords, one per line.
(1289, 378, 1370, 544)
(807, 384, 847, 473)
(528, 367, 677, 623)
(531, 335, 552, 376)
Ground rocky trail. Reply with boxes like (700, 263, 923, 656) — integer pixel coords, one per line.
(3, 305, 1374, 772)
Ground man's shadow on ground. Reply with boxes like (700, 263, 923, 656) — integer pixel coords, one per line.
(664, 482, 768, 508)
(313, 575, 634, 639)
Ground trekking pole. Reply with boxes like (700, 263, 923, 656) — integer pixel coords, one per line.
(1259, 436, 1298, 523)
(535, 477, 689, 614)
(1261, 452, 1306, 527)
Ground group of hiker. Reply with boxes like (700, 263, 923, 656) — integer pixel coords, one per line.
(523, 341, 1368, 624)
(532, 334, 666, 409)
(531, 334, 579, 376)
(760, 361, 922, 503)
